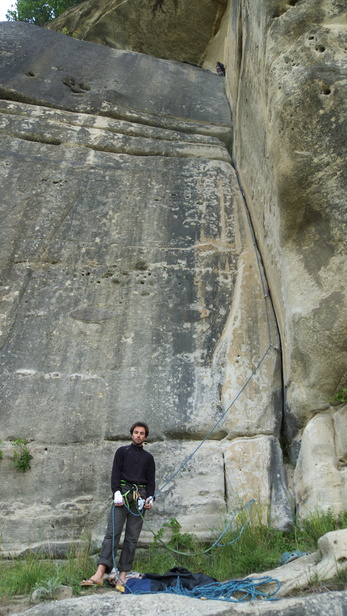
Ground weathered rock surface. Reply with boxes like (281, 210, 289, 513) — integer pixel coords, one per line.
(0, 0, 346, 559)
(46, 0, 228, 65)
(294, 408, 347, 517)
(223, 436, 292, 531)
(8, 589, 347, 616)
(203, 0, 347, 511)
(213, 0, 347, 434)
(0, 22, 286, 555)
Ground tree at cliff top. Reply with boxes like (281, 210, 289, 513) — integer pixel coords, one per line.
(6, 0, 84, 26)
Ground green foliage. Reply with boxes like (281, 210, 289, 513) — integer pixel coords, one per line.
(293, 508, 347, 551)
(0, 441, 3, 460)
(136, 508, 347, 582)
(33, 575, 62, 600)
(0, 552, 50, 596)
(1, 509, 347, 604)
(6, 0, 84, 27)
(152, 517, 197, 553)
(10, 439, 33, 471)
(0, 537, 96, 599)
(330, 388, 347, 405)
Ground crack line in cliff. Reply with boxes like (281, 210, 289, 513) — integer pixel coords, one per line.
(222, 450, 228, 508)
(153, 165, 276, 500)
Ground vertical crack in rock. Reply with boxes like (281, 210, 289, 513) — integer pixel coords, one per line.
(222, 450, 228, 508)
(269, 437, 293, 532)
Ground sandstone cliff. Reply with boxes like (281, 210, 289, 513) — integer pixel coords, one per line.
(46, 0, 228, 64)
(0, 22, 288, 555)
(0, 0, 346, 557)
(204, 0, 347, 516)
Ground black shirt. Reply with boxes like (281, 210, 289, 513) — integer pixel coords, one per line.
(111, 443, 155, 497)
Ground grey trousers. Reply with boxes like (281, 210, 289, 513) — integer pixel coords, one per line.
(98, 503, 144, 573)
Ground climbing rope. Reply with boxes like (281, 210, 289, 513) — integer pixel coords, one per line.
(127, 497, 256, 557)
(133, 575, 281, 602)
(116, 159, 276, 554)
(154, 161, 275, 499)
(110, 160, 280, 598)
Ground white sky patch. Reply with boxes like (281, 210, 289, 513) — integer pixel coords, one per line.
(0, 0, 15, 21)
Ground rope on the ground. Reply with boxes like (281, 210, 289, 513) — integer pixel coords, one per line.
(130, 575, 281, 602)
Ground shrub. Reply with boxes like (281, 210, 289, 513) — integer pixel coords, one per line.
(10, 439, 33, 472)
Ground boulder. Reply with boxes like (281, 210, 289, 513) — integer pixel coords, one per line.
(253, 529, 347, 597)
(294, 412, 347, 516)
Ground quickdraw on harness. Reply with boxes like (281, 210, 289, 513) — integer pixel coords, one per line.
(120, 480, 146, 513)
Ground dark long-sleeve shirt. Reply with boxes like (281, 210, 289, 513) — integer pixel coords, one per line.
(111, 443, 155, 497)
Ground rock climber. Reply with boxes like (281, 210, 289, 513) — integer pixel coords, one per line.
(81, 421, 155, 587)
(216, 62, 225, 76)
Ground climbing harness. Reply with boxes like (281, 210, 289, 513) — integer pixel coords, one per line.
(120, 480, 146, 513)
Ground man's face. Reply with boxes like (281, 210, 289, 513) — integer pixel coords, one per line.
(131, 426, 147, 446)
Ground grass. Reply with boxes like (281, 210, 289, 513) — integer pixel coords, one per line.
(1, 508, 347, 604)
(0, 539, 97, 602)
(134, 507, 347, 581)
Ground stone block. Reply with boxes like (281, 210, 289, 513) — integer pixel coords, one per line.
(223, 435, 292, 531)
(294, 413, 346, 516)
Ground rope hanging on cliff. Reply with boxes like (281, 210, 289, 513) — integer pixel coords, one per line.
(111, 163, 281, 599)
(152, 161, 274, 499)
(120, 160, 275, 548)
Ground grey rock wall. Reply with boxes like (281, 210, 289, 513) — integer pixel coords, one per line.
(46, 0, 228, 65)
(9, 589, 347, 616)
(0, 23, 287, 555)
(204, 0, 347, 515)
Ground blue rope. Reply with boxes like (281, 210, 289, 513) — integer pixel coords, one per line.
(154, 162, 275, 499)
(138, 498, 255, 557)
(130, 575, 280, 602)
(209, 499, 254, 549)
(110, 160, 277, 578)
(154, 346, 271, 498)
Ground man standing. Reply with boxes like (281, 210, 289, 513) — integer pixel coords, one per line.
(81, 421, 155, 587)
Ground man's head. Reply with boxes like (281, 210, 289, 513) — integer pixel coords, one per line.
(130, 421, 149, 446)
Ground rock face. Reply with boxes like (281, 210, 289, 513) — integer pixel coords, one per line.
(0, 22, 287, 555)
(8, 588, 347, 616)
(204, 0, 347, 508)
(46, 0, 228, 65)
(0, 0, 346, 556)
(219, 0, 347, 428)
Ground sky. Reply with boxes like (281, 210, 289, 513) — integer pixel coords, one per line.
(0, 0, 15, 21)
